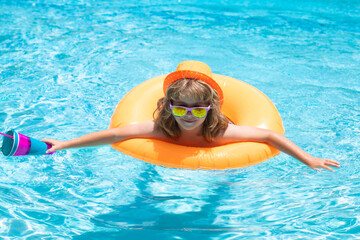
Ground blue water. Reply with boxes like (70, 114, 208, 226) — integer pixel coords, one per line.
(1, 0, 359, 239)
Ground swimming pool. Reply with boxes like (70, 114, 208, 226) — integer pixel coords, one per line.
(1, 0, 359, 239)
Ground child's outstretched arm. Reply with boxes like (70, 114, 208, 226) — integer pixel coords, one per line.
(42, 120, 157, 153)
(224, 125, 340, 172)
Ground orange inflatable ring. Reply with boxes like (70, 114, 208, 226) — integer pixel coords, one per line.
(109, 74, 285, 170)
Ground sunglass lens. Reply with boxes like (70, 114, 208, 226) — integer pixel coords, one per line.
(172, 107, 187, 117)
(192, 108, 207, 118)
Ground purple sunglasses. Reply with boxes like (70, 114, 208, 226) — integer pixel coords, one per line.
(169, 103, 211, 118)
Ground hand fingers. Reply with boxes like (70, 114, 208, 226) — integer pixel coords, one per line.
(321, 165, 335, 172)
(46, 148, 55, 153)
(46, 145, 59, 153)
(325, 159, 341, 168)
(41, 139, 57, 153)
(327, 162, 341, 168)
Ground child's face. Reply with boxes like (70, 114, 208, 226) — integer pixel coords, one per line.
(171, 97, 209, 133)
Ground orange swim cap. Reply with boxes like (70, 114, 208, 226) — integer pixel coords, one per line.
(163, 61, 224, 104)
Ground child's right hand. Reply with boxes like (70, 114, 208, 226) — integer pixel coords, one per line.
(41, 139, 67, 153)
(302, 156, 340, 172)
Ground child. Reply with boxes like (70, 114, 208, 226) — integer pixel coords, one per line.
(42, 61, 340, 172)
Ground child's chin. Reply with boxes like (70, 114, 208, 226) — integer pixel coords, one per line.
(179, 122, 200, 130)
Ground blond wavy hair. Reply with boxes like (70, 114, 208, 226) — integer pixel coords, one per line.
(154, 79, 228, 142)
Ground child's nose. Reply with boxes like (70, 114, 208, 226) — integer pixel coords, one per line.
(186, 110, 193, 116)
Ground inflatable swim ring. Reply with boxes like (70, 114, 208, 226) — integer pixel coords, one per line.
(109, 72, 285, 170)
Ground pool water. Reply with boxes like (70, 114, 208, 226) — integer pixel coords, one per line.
(1, 0, 359, 239)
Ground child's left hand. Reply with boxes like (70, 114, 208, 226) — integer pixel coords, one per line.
(303, 156, 340, 172)
(41, 139, 67, 153)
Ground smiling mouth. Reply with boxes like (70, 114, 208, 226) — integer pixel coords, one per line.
(183, 119, 196, 123)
